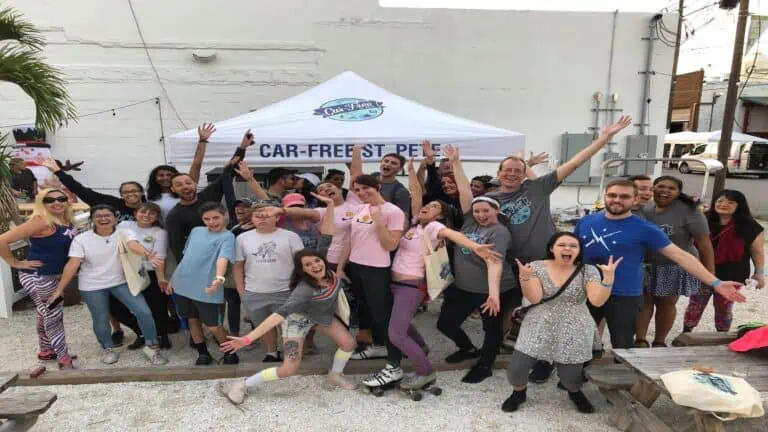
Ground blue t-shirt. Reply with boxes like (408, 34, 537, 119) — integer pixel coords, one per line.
(171, 227, 235, 304)
(575, 213, 671, 297)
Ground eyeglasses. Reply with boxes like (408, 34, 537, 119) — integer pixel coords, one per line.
(43, 196, 69, 204)
(93, 214, 114, 219)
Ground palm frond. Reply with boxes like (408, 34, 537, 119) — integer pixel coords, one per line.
(0, 134, 21, 228)
(0, 6, 45, 50)
(0, 45, 77, 131)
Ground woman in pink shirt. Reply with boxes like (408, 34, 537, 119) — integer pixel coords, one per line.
(363, 160, 501, 390)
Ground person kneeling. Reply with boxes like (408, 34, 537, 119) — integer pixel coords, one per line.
(503, 232, 620, 414)
(219, 249, 358, 405)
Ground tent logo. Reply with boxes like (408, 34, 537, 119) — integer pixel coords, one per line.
(314, 98, 384, 122)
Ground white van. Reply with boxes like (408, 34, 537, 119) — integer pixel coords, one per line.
(679, 141, 768, 177)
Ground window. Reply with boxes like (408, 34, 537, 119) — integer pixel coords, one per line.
(692, 145, 707, 155)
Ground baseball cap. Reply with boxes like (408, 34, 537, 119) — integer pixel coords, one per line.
(282, 193, 306, 208)
(267, 167, 298, 184)
(296, 172, 320, 187)
(234, 198, 254, 207)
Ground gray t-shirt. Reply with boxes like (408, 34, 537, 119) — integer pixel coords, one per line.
(486, 171, 560, 262)
(453, 219, 517, 293)
(276, 276, 345, 326)
(640, 200, 709, 265)
(235, 228, 304, 293)
(379, 180, 411, 224)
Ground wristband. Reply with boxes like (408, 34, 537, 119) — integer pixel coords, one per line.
(711, 279, 721, 288)
(242, 336, 252, 346)
(215, 275, 226, 283)
(600, 281, 613, 289)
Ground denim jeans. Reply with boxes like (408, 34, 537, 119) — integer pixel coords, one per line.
(80, 283, 159, 348)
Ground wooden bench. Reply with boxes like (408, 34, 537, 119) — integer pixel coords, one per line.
(671, 332, 738, 347)
(0, 373, 56, 432)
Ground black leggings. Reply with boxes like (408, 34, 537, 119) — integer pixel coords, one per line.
(224, 288, 241, 335)
(348, 262, 401, 364)
(437, 285, 515, 368)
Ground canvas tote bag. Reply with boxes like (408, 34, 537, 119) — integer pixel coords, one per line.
(118, 231, 150, 296)
(335, 284, 351, 327)
(422, 230, 454, 300)
(661, 369, 765, 421)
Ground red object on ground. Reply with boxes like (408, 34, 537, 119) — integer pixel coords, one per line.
(729, 326, 768, 352)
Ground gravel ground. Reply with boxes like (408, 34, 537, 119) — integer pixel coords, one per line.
(3, 235, 768, 431)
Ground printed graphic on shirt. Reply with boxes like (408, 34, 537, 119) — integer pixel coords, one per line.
(658, 224, 674, 237)
(582, 227, 622, 251)
(63, 228, 76, 239)
(501, 198, 532, 225)
(460, 231, 488, 255)
(252, 241, 278, 262)
(404, 229, 416, 240)
(342, 210, 355, 221)
(356, 214, 373, 225)
(301, 237, 318, 250)
(141, 235, 155, 246)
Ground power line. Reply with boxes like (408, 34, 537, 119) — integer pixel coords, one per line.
(683, 1, 719, 18)
(0, 97, 159, 129)
(127, 0, 188, 129)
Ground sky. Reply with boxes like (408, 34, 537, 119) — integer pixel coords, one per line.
(379, 0, 677, 13)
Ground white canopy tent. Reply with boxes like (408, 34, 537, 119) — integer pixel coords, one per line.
(664, 130, 767, 144)
(168, 71, 524, 165)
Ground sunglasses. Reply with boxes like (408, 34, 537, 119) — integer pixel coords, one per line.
(43, 196, 69, 204)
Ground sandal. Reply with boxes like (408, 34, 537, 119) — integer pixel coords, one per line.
(652, 341, 667, 348)
(634, 339, 650, 348)
(37, 351, 57, 361)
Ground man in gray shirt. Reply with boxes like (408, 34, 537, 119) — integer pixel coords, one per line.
(375, 153, 411, 223)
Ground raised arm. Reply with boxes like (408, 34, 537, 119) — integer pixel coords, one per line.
(188, 123, 215, 184)
(349, 144, 363, 183)
(516, 259, 544, 304)
(659, 244, 745, 302)
(41, 159, 122, 207)
(445, 145, 472, 214)
(589, 258, 620, 307)
(407, 158, 423, 217)
(233, 161, 268, 201)
(314, 193, 335, 236)
(556, 115, 631, 182)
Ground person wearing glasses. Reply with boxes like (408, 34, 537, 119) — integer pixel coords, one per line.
(0, 189, 77, 369)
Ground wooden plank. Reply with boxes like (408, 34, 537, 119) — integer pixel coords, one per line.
(0, 375, 17, 394)
(671, 332, 737, 347)
(630, 378, 662, 408)
(601, 389, 674, 432)
(584, 364, 639, 390)
(0, 391, 56, 419)
(693, 412, 725, 432)
(14, 355, 515, 387)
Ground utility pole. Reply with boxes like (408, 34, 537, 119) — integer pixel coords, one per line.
(713, 0, 750, 197)
(665, 0, 686, 130)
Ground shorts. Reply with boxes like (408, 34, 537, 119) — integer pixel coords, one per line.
(174, 295, 225, 327)
(242, 290, 291, 325)
(281, 313, 317, 338)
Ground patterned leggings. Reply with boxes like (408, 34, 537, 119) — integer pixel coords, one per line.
(19, 272, 71, 360)
(683, 288, 734, 332)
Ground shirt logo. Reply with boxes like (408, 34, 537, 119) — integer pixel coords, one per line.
(583, 227, 622, 251)
(343, 211, 354, 221)
(251, 241, 278, 262)
(501, 197, 532, 225)
(356, 214, 373, 225)
(659, 224, 674, 237)
(313, 98, 384, 122)
(404, 229, 417, 240)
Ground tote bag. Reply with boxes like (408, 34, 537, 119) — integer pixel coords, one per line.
(422, 232, 454, 300)
(661, 369, 764, 421)
(118, 231, 150, 296)
(335, 286, 351, 327)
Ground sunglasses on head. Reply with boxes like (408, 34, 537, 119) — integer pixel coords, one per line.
(43, 196, 69, 204)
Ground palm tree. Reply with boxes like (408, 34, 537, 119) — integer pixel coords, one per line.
(0, 5, 77, 231)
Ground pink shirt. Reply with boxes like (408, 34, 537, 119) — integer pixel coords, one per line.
(313, 192, 361, 264)
(391, 221, 446, 278)
(348, 201, 405, 268)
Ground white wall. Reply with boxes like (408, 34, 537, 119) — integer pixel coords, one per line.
(0, 0, 674, 208)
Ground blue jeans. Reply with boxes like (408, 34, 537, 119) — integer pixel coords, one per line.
(80, 283, 158, 348)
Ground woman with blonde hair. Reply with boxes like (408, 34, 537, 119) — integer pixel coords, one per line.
(0, 188, 77, 369)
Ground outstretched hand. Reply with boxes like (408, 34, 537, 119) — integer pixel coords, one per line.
(515, 258, 534, 280)
(596, 255, 623, 275)
(197, 123, 216, 141)
(220, 336, 249, 353)
(311, 192, 334, 206)
(527, 151, 550, 167)
(443, 144, 459, 163)
(40, 158, 61, 173)
(234, 161, 254, 181)
(600, 115, 632, 140)
(714, 281, 746, 303)
(422, 140, 434, 161)
(240, 129, 255, 148)
(471, 244, 503, 263)
(481, 294, 500, 316)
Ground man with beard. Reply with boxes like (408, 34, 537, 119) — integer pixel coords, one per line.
(575, 179, 745, 349)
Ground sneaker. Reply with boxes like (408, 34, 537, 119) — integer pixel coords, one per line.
(501, 389, 527, 412)
(128, 336, 145, 350)
(196, 352, 213, 366)
(142, 346, 168, 366)
(159, 335, 172, 350)
(37, 351, 57, 361)
(462, 365, 492, 383)
(528, 361, 554, 384)
(401, 372, 437, 390)
(445, 347, 479, 364)
(262, 352, 282, 363)
(568, 390, 595, 413)
(327, 371, 358, 390)
(58, 357, 75, 370)
(362, 364, 404, 387)
(351, 344, 387, 360)
(101, 348, 120, 365)
(111, 330, 124, 347)
(221, 353, 239, 365)
(223, 380, 249, 405)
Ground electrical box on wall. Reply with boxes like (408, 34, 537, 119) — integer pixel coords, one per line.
(603, 151, 621, 177)
(560, 133, 593, 185)
(624, 135, 657, 176)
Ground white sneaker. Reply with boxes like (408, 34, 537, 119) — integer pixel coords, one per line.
(351, 344, 387, 360)
(102, 348, 120, 365)
(223, 380, 249, 405)
(362, 364, 403, 387)
(142, 346, 168, 366)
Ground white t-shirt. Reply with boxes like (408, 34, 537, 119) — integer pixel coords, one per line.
(235, 228, 304, 294)
(152, 192, 180, 222)
(69, 229, 138, 292)
(117, 221, 167, 270)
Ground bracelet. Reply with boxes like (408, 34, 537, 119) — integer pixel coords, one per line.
(711, 279, 721, 288)
(199, 139, 209, 143)
(215, 275, 226, 283)
(600, 281, 613, 288)
(242, 336, 252, 346)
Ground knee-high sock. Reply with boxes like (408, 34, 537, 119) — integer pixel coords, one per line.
(245, 367, 280, 387)
(330, 349, 353, 373)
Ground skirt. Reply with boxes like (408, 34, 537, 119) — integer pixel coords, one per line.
(647, 263, 700, 297)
